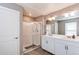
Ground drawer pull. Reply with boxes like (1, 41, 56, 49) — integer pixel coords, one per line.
(46, 41, 48, 44)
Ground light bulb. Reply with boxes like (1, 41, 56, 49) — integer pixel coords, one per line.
(70, 11, 76, 16)
(64, 13, 69, 17)
(48, 18, 52, 21)
(52, 17, 55, 20)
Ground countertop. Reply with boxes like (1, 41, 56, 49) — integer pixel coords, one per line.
(42, 34, 79, 42)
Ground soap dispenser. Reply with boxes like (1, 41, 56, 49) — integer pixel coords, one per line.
(72, 34, 75, 39)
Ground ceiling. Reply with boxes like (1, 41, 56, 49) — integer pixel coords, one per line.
(17, 3, 75, 17)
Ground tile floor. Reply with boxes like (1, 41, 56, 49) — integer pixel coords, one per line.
(24, 47, 53, 55)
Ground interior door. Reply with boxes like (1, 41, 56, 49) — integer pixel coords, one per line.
(0, 6, 20, 55)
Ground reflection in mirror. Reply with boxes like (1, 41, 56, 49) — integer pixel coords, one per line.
(46, 20, 52, 35)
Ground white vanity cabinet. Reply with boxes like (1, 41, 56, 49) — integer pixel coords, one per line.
(41, 35, 79, 55)
(54, 38, 79, 55)
(41, 35, 55, 54)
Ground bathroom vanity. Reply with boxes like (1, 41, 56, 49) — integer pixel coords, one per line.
(41, 34, 79, 55)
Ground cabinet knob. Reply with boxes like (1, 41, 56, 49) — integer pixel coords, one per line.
(65, 45, 66, 50)
(67, 46, 68, 50)
(46, 41, 48, 44)
(65, 45, 68, 50)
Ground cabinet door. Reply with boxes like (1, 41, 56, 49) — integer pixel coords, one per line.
(41, 35, 48, 51)
(47, 36, 54, 54)
(41, 35, 54, 54)
(55, 39, 66, 55)
(67, 41, 79, 55)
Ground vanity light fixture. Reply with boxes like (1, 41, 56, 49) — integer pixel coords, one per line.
(64, 11, 76, 17)
(64, 13, 69, 17)
(70, 11, 76, 16)
(48, 18, 52, 21)
(48, 16, 56, 21)
(51, 16, 56, 20)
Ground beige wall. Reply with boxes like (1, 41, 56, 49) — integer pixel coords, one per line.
(46, 4, 79, 17)
(34, 4, 79, 20)
(22, 16, 33, 50)
(22, 22, 33, 51)
(23, 16, 33, 22)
